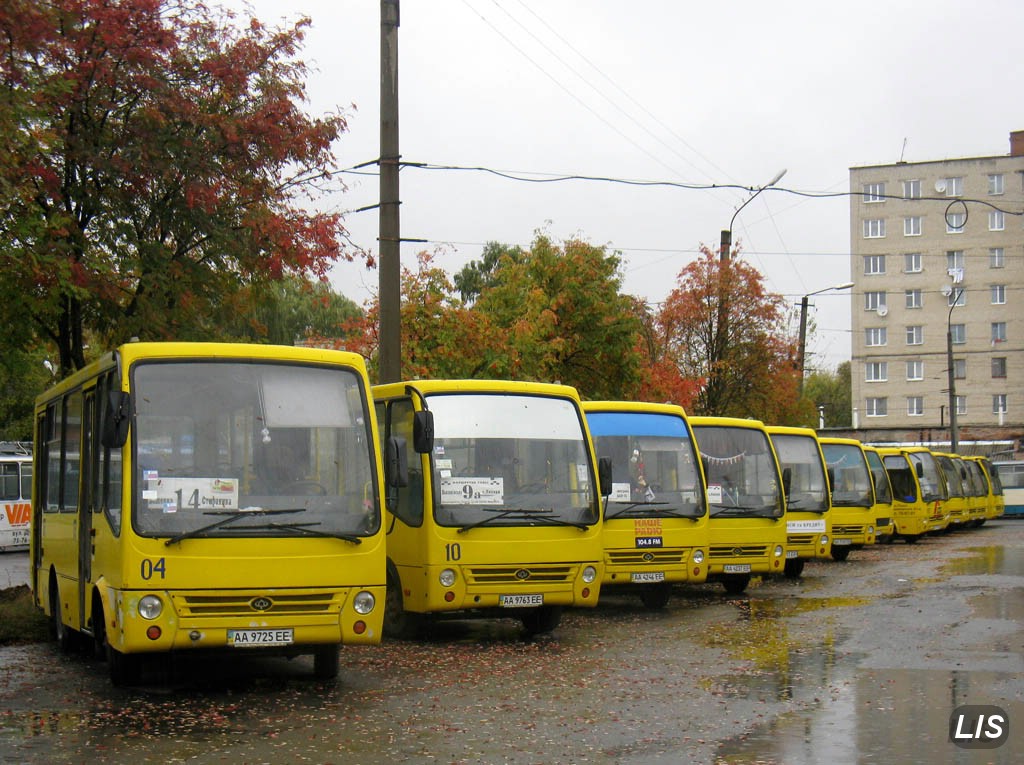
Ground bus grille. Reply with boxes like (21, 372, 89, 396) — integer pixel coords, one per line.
(787, 533, 817, 546)
(608, 549, 687, 565)
(832, 524, 865, 535)
(466, 565, 574, 585)
(709, 545, 767, 559)
(174, 591, 338, 617)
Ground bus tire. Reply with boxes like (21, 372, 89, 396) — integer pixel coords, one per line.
(783, 558, 805, 579)
(903, 534, 920, 544)
(521, 606, 562, 636)
(312, 645, 340, 680)
(49, 575, 78, 653)
(384, 564, 422, 639)
(640, 583, 672, 610)
(830, 546, 851, 562)
(721, 574, 750, 595)
(107, 646, 142, 687)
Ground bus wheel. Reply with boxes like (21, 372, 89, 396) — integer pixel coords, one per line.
(312, 645, 340, 680)
(721, 574, 750, 595)
(783, 558, 805, 579)
(830, 546, 851, 562)
(640, 583, 672, 610)
(107, 646, 142, 687)
(521, 606, 562, 636)
(384, 566, 422, 639)
(49, 576, 77, 653)
(903, 534, 920, 544)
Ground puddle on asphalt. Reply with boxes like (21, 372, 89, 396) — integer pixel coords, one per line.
(942, 546, 1024, 577)
(715, 668, 1023, 765)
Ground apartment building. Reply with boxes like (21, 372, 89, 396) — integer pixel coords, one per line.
(848, 131, 1024, 447)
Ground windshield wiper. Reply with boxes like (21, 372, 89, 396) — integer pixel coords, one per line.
(787, 500, 828, 512)
(247, 521, 363, 544)
(605, 502, 701, 520)
(709, 505, 769, 517)
(458, 508, 590, 533)
(164, 508, 303, 546)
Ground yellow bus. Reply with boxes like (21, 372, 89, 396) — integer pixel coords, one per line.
(690, 416, 788, 594)
(31, 342, 386, 684)
(583, 401, 708, 609)
(1, 442, 32, 552)
(862, 445, 896, 543)
(878, 446, 948, 541)
(972, 457, 1005, 522)
(765, 426, 831, 579)
(933, 452, 969, 529)
(956, 456, 989, 526)
(372, 380, 607, 636)
(817, 437, 877, 560)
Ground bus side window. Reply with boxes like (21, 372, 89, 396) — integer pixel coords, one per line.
(386, 399, 424, 528)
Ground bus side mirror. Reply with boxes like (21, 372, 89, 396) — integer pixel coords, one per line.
(413, 411, 434, 454)
(598, 456, 613, 497)
(915, 462, 924, 478)
(781, 467, 792, 497)
(100, 391, 130, 449)
(826, 467, 834, 494)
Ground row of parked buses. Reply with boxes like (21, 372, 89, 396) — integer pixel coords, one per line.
(25, 342, 1010, 685)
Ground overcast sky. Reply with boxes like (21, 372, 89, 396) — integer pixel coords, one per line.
(229, 0, 1023, 371)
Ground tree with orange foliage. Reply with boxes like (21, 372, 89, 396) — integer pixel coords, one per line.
(0, 0, 360, 376)
(653, 245, 802, 421)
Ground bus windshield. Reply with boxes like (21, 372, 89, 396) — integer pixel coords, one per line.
(693, 425, 783, 519)
(426, 393, 598, 528)
(822, 443, 872, 508)
(908, 452, 946, 502)
(770, 434, 829, 512)
(133, 360, 379, 541)
(588, 412, 704, 519)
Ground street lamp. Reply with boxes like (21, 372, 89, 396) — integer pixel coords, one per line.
(946, 283, 964, 452)
(797, 281, 854, 394)
(720, 168, 787, 262)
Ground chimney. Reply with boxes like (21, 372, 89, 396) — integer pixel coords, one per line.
(1011, 130, 1024, 157)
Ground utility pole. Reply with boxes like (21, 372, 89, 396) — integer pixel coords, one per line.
(378, 0, 401, 383)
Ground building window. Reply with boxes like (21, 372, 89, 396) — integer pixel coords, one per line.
(902, 179, 921, 199)
(953, 359, 966, 380)
(907, 396, 924, 417)
(863, 219, 886, 238)
(989, 211, 1005, 231)
(992, 357, 1007, 378)
(865, 291, 887, 311)
(864, 254, 886, 275)
(903, 216, 922, 236)
(948, 288, 966, 308)
(863, 182, 885, 203)
(993, 395, 1008, 415)
(946, 250, 965, 271)
(866, 361, 888, 382)
(907, 360, 924, 381)
(906, 326, 924, 345)
(866, 397, 888, 417)
(990, 247, 1004, 268)
(988, 174, 1004, 195)
(992, 322, 1007, 343)
(904, 253, 923, 273)
(905, 289, 922, 309)
(946, 212, 966, 233)
(940, 177, 963, 196)
(866, 327, 887, 347)
(955, 396, 967, 415)
(951, 324, 966, 344)
(991, 285, 1006, 304)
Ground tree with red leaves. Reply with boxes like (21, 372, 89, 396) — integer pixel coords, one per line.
(0, 0, 359, 375)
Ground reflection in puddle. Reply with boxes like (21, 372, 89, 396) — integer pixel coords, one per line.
(715, 669, 1023, 765)
(942, 546, 1024, 577)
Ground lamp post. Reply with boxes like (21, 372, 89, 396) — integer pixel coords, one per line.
(946, 284, 964, 452)
(719, 168, 787, 262)
(797, 282, 854, 394)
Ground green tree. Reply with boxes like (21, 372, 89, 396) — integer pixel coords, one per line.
(655, 245, 801, 420)
(803, 361, 852, 428)
(0, 0, 360, 377)
(453, 241, 525, 305)
(228, 277, 361, 346)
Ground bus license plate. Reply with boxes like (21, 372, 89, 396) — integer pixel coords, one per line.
(227, 628, 294, 647)
(631, 571, 665, 583)
(499, 594, 543, 607)
(723, 564, 751, 574)
(833, 538, 852, 546)
(786, 550, 799, 559)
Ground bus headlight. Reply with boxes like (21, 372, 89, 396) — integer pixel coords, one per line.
(774, 545, 784, 558)
(439, 569, 457, 587)
(692, 550, 705, 565)
(582, 566, 597, 584)
(868, 525, 875, 535)
(138, 595, 163, 620)
(820, 535, 829, 547)
(353, 590, 376, 615)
